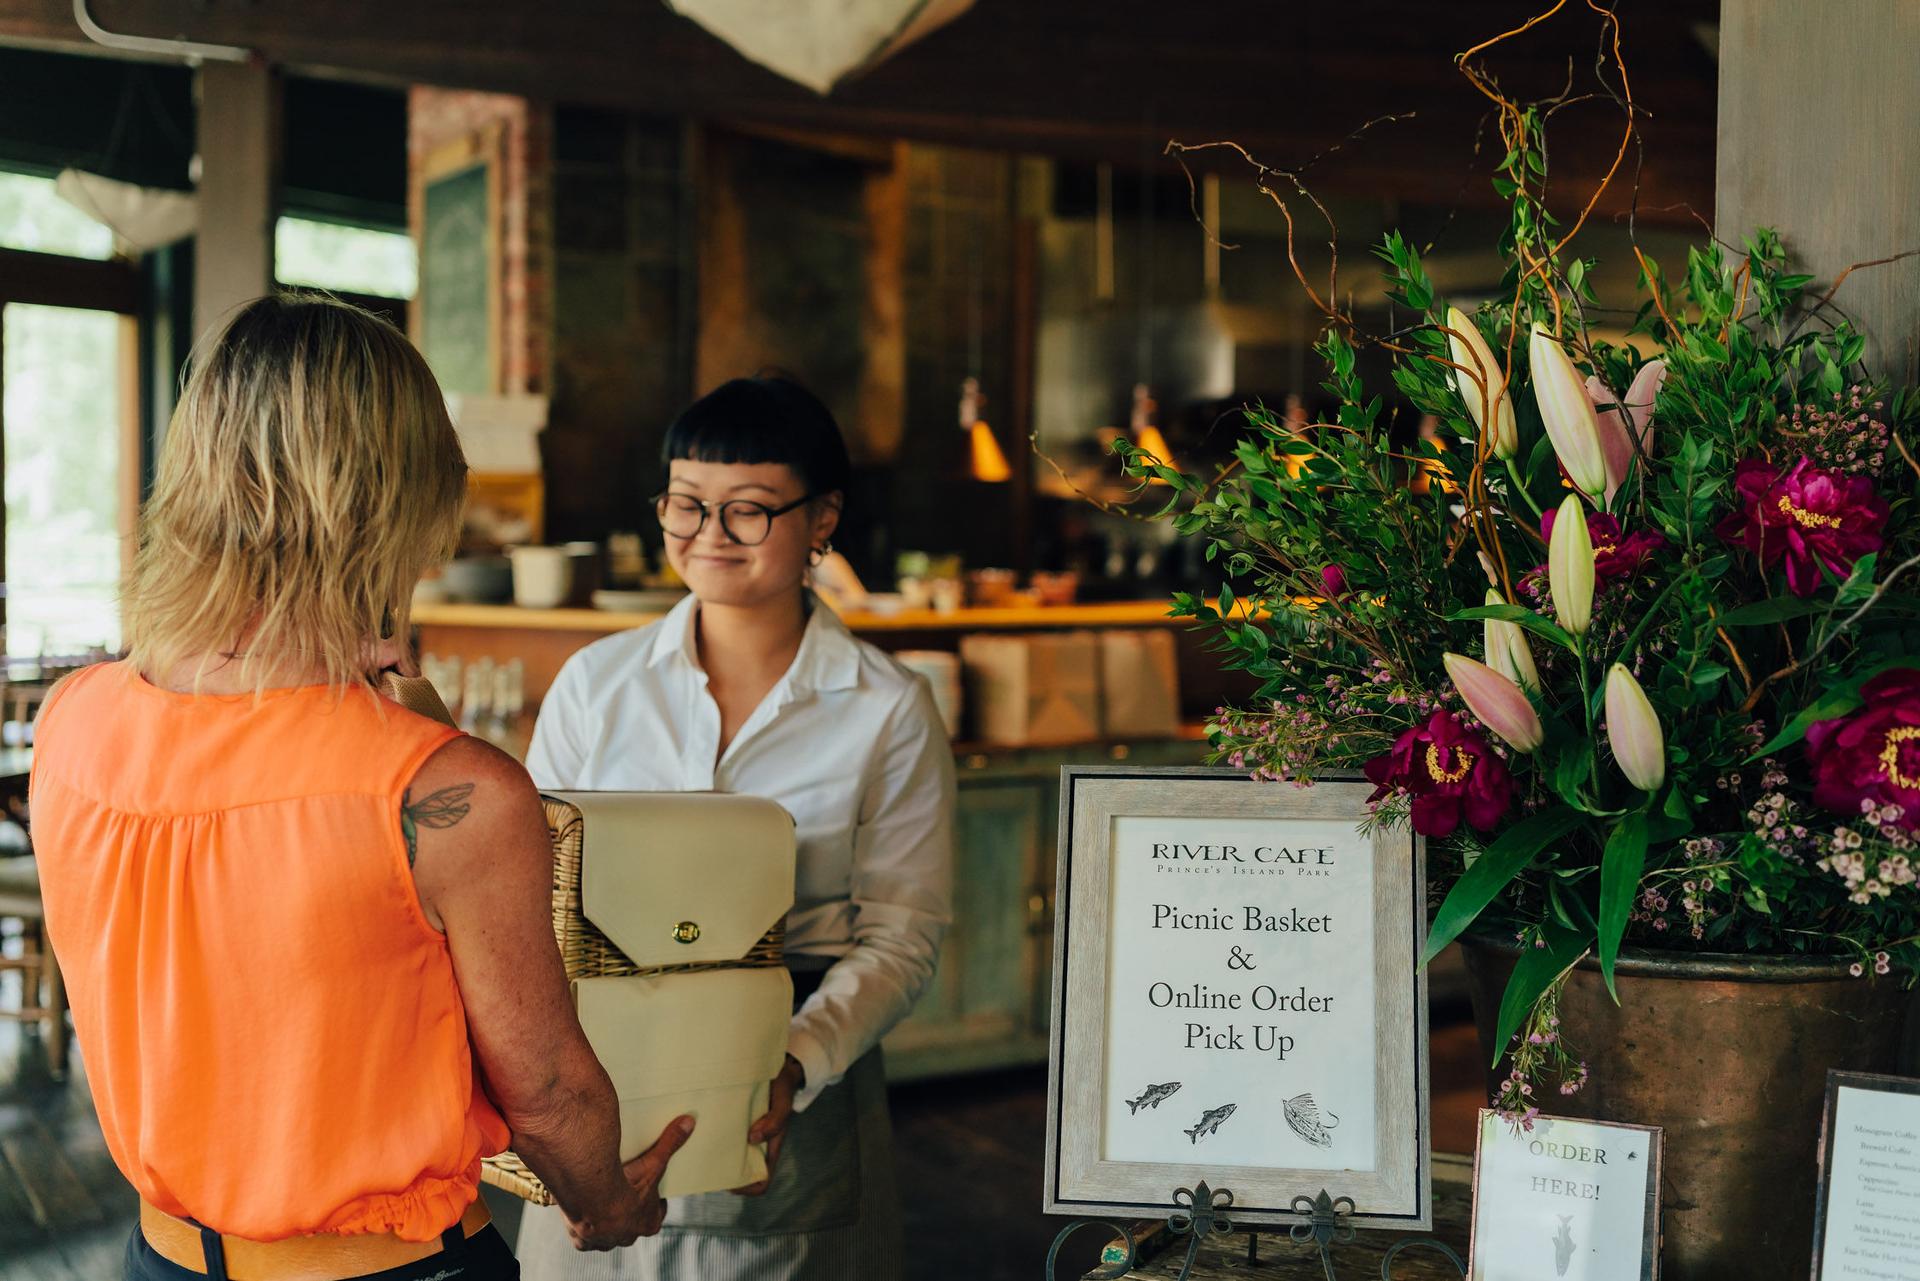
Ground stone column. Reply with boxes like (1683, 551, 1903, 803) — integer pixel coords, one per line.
(193, 62, 280, 344)
(1716, 0, 1920, 381)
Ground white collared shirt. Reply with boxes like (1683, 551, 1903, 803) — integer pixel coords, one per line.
(525, 595, 955, 1110)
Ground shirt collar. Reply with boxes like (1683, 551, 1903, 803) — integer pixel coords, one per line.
(645, 593, 701, 671)
(646, 592, 861, 694)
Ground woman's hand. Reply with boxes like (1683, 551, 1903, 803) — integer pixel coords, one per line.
(566, 1114, 695, 1249)
(732, 1055, 805, 1196)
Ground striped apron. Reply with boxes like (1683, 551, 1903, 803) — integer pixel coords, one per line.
(514, 1048, 902, 1281)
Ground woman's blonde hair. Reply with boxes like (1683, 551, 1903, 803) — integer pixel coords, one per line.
(125, 293, 468, 692)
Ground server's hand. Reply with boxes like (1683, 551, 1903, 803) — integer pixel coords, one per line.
(624, 1115, 697, 1235)
(732, 1055, 804, 1196)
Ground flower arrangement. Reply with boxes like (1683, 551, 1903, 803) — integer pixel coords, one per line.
(1132, 71, 1919, 1121)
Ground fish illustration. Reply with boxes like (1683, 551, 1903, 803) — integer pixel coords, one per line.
(1184, 1103, 1237, 1143)
(1282, 1092, 1339, 1148)
(1127, 1082, 1182, 1115)
(1552, 1215, 1575, 1277)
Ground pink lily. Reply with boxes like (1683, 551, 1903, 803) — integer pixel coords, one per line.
(1585, 359, 1666, 504)
(1528, 326, 1608, 500)
(1444, 652, 1544, 753)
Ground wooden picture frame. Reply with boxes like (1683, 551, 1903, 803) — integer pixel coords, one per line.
(1043, 766, 1431, 1229)
(410, 123, 505, 396)
(1811, 1069, 1920, 1279)
(1468, 1109, 1662, 1280)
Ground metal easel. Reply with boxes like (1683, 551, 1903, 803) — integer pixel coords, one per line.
(1046, 1182, 1465, 1281)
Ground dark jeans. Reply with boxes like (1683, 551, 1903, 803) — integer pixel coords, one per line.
(124, 1221, 521, 1281)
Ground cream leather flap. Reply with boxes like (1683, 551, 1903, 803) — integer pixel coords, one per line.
(549, 790, 796, 968)
(574, 968, 793, 1199)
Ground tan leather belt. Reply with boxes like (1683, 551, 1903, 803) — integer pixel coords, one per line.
(138, 1198, 491, 1280)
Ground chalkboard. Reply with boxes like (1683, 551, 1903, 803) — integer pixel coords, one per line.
(420, 160, 494, 395)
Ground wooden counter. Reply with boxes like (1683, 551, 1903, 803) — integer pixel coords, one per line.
(411, 598, 1195, 635)
(411, 598, 1248, 718)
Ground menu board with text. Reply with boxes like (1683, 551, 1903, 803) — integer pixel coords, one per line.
(1815, 1071, 1920, 1280)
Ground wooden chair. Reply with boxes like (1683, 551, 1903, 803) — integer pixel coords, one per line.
(0, 857, 68, 1079)
(0, 681, 47, 839)
(0, 679, 67, 1077)
(2, 681, 50, 747)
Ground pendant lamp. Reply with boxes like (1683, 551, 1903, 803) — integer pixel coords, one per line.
(1114, 150, 1176, 478)
(953, 151, 1009, 484)
(664, 0, 975, 95)
(961, 376, 1011, 483)
(1130, 382, 1177, 474)
(54, 169, 196, 254)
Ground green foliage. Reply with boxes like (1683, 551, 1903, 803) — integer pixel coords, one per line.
(1126, 102, 1920, 1106)
(1424, 807, 1589, 965)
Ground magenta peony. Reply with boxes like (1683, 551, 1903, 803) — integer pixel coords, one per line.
(1364, 711, 1514, 837)
(1805, 669, 1920, 833)
(1716, 456, 1889, 597)
(1538, 506, 1665, 584)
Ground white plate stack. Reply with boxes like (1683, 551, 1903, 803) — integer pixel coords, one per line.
(893, 650, 963, 740)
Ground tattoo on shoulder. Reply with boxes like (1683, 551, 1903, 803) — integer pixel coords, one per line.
(401, 783, 476, 867)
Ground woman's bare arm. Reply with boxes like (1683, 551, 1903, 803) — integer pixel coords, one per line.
(407, 736, 685, 1247)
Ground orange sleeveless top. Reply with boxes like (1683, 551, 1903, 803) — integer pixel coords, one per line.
(29, 663, 510, 1242)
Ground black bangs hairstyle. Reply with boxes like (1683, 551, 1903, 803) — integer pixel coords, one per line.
(661, 376, 852, 499)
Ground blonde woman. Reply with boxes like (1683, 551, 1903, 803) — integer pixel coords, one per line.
(30, 294, 689, 1281)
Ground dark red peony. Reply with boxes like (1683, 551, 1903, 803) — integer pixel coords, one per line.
(1805, 669, 1920, 832)
(1716, 456, 1889, 597)
(1364, 711, 1514, 837)
(1538, 507, 1665, 583)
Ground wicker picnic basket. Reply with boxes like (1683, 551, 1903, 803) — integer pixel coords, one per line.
(478, 796, 788, 1205)
(379, 676, 794, 1206)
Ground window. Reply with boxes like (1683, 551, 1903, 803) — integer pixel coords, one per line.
(0, 170, 115, 260)
(2, 302, 128, 655)
(275, 215, 418, 299)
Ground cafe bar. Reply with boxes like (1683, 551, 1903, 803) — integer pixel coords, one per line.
(0, 1, 1916, 1278)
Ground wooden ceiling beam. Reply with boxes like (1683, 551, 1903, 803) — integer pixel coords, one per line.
(0, 0, 1717, 221)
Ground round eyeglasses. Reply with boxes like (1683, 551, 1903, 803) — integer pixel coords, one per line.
(653, 491, 816, 547)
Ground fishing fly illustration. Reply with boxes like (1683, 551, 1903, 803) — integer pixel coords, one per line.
(1282, 1092, 1339, 1148)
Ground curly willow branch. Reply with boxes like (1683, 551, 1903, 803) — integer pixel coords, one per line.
(1158, 4, 1653, 607)
(1165, 112, 1416, 341)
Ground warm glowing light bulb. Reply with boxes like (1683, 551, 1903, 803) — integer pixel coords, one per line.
(968, 419, 1012, 483)
(1128, 384, 1177, 477)
(958, 376, 1011, 483)
(1132, 423, 1177, 473)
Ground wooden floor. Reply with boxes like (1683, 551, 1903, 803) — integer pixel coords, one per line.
(0, 1004, 1489, 1281)
(0, 985, 136, 1280)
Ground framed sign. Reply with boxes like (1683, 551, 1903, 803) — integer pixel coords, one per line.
(1043, 767, 1430, 1229)
(1812, 1070, 1920, 1279)
(1468, 1110, 1661, 1280)
(410, 124, 504, 396)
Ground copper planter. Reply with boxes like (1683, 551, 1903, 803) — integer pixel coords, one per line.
(1461, 937, 1913, 1280)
